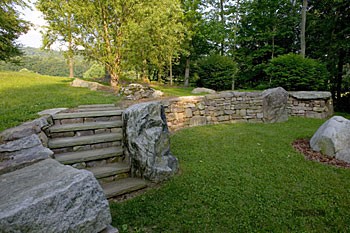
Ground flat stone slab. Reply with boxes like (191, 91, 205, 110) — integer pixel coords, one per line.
(49, 121, 123, 133)
(0, 159, 111, 233)
(289, 91, 332, 100)
(0, 134, 53, 175)
(53, 110, 123, 120)
(86, 163, 130, 179)
(38, 108, 68, 116)
(48, 133, 122, 149)
(101, 178, 148, 198)
(55, 147, 123, 164)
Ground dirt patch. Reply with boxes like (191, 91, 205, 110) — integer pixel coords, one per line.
(292, 139, 350, 169)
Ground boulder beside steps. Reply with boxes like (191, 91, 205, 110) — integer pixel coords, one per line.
(46, 104, 148, 199)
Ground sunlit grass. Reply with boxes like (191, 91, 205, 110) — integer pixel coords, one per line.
(111, 118, 350, 232)
(0, 71, 120, 131)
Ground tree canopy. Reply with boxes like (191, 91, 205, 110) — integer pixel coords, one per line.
(0, 0, 30, 62)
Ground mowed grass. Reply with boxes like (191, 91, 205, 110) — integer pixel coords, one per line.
(111, 118, 350, 232)
(151, 84, 198, 97)
(0, 71, 119, 131)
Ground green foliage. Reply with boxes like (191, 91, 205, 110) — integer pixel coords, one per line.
(111, 118, 350, 232)
(0, 0, 30, 62)
(0, 71, 119, 131)
(0, 47, 91, 78)
(83, 63, 105, 81)
(196, 54, 236, 91)
(265, 54, 329, 91)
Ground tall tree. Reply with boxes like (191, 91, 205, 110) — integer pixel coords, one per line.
(300, 0, 307, 57)
(0, 0, 30, 62)
(307, 0, 350, 101)
(235, 0, 299, 88)
(68, 0, 185, 89)
(37, 0, 77, 78)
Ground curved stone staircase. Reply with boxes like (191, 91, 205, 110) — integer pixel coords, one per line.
(45, 104, 147, 199)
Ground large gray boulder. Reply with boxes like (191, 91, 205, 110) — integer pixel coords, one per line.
(71, 78, 113, 92)
(262, 87, 289, 123)
(0, 134, 53, 175)
(123, 102, 178, 182)
(310, 116, 350, 162)
(0, 116, 51, 143)
(0, 159, 111, 233)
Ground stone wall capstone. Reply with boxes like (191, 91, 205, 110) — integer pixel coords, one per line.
(123, 101, 179, 182)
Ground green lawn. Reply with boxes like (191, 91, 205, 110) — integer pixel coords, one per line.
(0, 71, 119, 131)
(111, 118, 350, 232)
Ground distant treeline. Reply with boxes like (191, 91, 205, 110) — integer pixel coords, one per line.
(0, 47, 91, 78)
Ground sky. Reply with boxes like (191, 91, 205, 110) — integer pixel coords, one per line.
(16, 0, 46, 48)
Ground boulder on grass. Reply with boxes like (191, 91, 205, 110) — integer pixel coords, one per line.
(120, 84, 164, 100)
(310, 116, 350, 162)
(123, 102, 178, 182)
(0, 159, 112, 233)
(71, 78, 113, 92)
(191, 87, 216, 94)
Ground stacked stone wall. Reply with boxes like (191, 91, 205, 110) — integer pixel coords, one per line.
(160, 90, 333, 131)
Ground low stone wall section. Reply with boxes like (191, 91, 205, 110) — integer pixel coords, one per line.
(159, 89, 333, 131)
(288, 91, 333, 119)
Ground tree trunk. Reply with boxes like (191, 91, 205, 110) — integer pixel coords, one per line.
(220, 0, 225, 55)
(184, 57, 190, 87)
(68, 56, 74, 78)
(336, 49, 345, 101)
(300, 0, 307, 58)
(109, 70, 120, 91)
(169, 57, 173, 86)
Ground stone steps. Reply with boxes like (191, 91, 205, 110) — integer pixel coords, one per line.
(47, 105, 148, 199)
(53, 110, 123, 120)
(55, 147, 123, 165)
(48, 133, 122, 149)
(86, 163, 130, 179)
(48, 121, 123, 134)
(101, 178, 148, 199)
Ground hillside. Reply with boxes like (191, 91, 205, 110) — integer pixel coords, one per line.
(0, 47, 91, 78)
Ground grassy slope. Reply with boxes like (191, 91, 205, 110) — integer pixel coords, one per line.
(111, 118, 350, 233)
(0, 71, 119, 131)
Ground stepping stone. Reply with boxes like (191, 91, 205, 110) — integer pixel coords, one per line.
(48, 133, 122, 149)
(86, 163, 130, 179)
(55, 147, 123, 165)
(53, 110, 123, 120)
(101, 178, 148, 198)
(49, 121, 123, 133)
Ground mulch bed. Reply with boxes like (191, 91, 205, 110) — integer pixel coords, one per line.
(292, 139, 350, 169)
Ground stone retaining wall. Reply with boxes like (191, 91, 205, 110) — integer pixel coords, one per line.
(160, 90, 333, 131)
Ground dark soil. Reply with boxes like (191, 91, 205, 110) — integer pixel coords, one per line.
(292, 139, 350, 169)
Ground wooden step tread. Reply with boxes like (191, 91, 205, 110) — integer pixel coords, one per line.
(48, 133, 122, 149)
(101, 178, 148, 198)
(55, 147, 123, 164)
(53, 110, 123, 120)
(49, 121, 123, 133)
(86, 163, 130, 179)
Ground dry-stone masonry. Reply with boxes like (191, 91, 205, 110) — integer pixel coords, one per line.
(120, 83, 164, 100)
(310, 116, 350, 163)
(288, 91, 333, 118)
(0, 116, 53, 175)
(159, 89, 333, 131)
(123, 102, 179, 182)
(0, 159, 112, 233)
